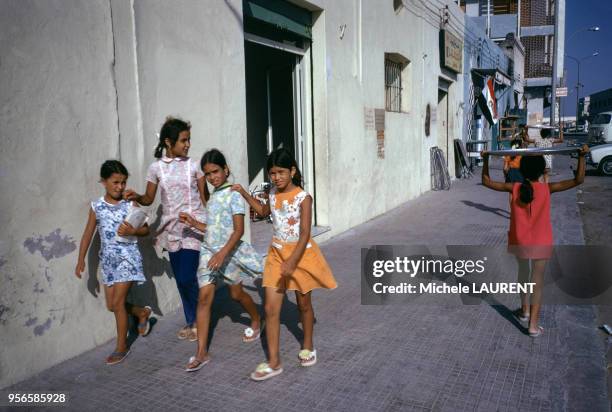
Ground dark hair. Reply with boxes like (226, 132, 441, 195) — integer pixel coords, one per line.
(154, 117, 191, 158)
(540, 128, 552, 139)
(266, 148, 302, 188)
(200, 148, 229, 172)
(100, 160, 128, 179)
(518, 156, 546, 204)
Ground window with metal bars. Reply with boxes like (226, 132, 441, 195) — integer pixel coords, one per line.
(385, 58, 403, 112)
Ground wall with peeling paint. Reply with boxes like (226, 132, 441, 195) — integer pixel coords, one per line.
(0, 0, 248, 388)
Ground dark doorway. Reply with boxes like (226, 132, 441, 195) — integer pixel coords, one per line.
(244, 41, 297, 185)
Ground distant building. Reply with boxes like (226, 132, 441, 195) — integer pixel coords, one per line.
(588, 88, 612, 117)
(461, 0, 565, 125)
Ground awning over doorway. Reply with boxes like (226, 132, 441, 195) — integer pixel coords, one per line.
(243, 0, 312, 39)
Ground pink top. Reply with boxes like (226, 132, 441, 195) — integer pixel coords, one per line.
(508, 182, 553, 259)
(146, 156, 206, 252)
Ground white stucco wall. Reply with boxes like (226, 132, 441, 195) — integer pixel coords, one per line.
(1, 0, 465, 388)
(311, 0, 464, 236)
(0, 0, 247, 389)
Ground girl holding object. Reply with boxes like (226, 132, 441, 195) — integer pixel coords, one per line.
(179, 149, 263, 372)
(481, 145, 589, 337)
(233, 148, 337, 381)
(124, 117, 207, 342)
(75, 160, 153, 365)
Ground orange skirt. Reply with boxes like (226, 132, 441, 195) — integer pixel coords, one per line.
(263, 239, 337, 293)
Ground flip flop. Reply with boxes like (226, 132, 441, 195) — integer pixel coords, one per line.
(298, 349, 317, 367)
(513, 308, 530, 323)
(529, 326, 544, 338)
(250, 362, 283, 381)
(243, 321, 264, 343)
(138, 306, 153, 336)
(185, 356, 210, 372)
(106, 350, 130, 365)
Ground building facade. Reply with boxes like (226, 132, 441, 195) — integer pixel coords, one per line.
(0, 0, 465, 388)
(461, 0, 524, 153)
(461, 0, 565, 125)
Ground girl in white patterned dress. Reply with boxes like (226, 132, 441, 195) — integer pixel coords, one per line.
(124, 117, 208, 342)
(234, 148, 337, 381)
(75, 160, 153, 365)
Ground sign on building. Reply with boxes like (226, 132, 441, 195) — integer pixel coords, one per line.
(556, 87, 568, 97)
(440, 30, 463, 73)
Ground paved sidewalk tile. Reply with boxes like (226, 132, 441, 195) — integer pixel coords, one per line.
(7, 157, 608, 411)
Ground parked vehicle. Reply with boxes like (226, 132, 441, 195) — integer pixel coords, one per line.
(586, 143, 612, 176)
(588, 112, 612, 145)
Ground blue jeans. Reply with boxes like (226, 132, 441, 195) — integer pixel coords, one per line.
(168, 249, 200, 326)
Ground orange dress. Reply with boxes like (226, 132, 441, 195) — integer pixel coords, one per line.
(508, 182, 553, 259)
(263, 187, 337, 293)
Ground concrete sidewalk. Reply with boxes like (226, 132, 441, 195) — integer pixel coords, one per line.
(6, 158, 608, 411)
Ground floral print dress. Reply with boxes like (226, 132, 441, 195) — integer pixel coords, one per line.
(92, 198, 146, 286)
(262, 187, 337, 293)
(145, 156, 206, 252)
(197, 184, 263, 286)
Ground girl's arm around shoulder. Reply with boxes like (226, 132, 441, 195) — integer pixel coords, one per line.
(231, 184, 271, 217)
(481, 152, 513, 192)
(549, 145, 588, 193)
(124, 162, 159, 205)
(124, 181, 157, 206)
(75, 207, 97, 278)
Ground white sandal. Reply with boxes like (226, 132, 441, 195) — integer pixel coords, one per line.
(243, 321, 264, 343)
(298, 349, 317, 367)
(250, 362, 283, 381)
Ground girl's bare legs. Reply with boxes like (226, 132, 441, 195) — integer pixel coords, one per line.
(516, 258, 531, 317)
(528, 259, 547, 334)
(124, 302, 151, 334)
(263, 287, 285, 370)
(187, 284, 215, 367)
(104, 283, 151, 336)
(104, 282, 133, 353)
(228, 283, 261, 330)
(295, 291, 314, 351)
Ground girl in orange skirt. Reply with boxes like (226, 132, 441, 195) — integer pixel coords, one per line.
(233, 148, 337, 381)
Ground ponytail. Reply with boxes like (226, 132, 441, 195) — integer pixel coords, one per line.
(154, 116, 191, 158)
(518, 156, 545, 204)
(519, 180, 534, 204)
(291, 168, 302, 188)
(154, 141, 165, 159)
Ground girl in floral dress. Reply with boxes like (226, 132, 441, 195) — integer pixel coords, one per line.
(233, 148, 337, 381)
(124, 117, 207, 341)
(75, 160, 153, 365)
(179, 149, 263, 372)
